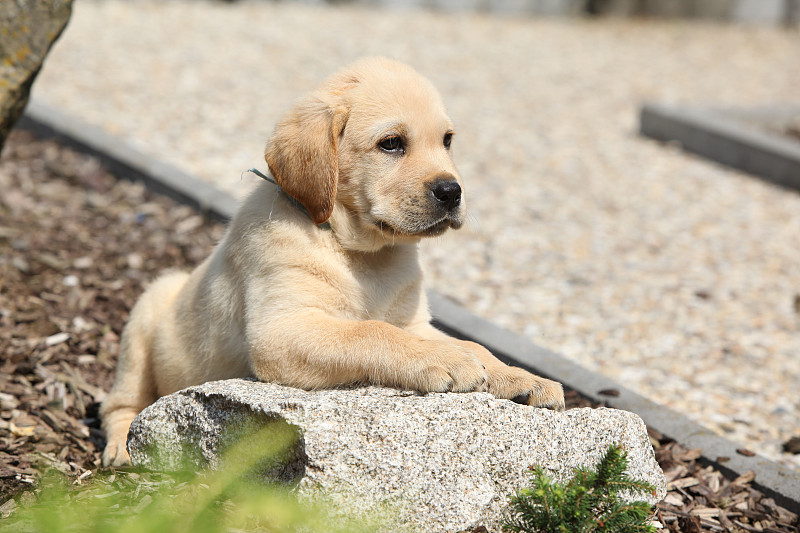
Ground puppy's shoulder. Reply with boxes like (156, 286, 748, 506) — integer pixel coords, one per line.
(226, 182, 339, 262)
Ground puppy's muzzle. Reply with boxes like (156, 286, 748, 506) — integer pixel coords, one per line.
(430, 178, 462, 213)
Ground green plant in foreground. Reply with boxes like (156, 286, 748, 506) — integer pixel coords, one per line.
(0, 423, 379, 533)
(504, 444, 657, 533)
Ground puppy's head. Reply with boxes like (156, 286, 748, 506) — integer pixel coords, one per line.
(265, 57, 464, 250)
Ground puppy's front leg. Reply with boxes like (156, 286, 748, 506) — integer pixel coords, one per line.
(250, 311, 488, 394)
(409, 323, 565, 410)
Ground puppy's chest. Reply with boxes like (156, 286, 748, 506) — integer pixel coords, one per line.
(343, 250, 423, 324)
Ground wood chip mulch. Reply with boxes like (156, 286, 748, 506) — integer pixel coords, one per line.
(1, 130, 797, 531)
(0, 130, 222, 510)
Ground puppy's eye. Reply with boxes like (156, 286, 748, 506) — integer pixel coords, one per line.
(443, 132, 453, 150)
(378, 136, 404, 154)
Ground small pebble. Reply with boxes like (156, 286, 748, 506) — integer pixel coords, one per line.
(72, 316, 90, 331)
(73, 256, 93, 269)
(127, 253, 143, 270)
(782, 437, 800, 455)
(12, 256, 30, 273)
(45, 332, 70, 347)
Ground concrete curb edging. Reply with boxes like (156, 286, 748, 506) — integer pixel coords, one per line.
(17, 98, 800, 512)
(640, 102, 800, 191)
(17, 101, 240, 222)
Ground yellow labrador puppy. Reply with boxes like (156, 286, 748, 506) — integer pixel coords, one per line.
(101, 57, 564, 466)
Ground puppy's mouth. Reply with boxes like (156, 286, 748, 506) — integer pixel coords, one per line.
(374, 215, 462, 238)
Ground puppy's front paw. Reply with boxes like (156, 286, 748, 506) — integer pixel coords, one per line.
(102, 439, 132, 467)
(409, 341, 489, 394)
(488, 366, 565, 410)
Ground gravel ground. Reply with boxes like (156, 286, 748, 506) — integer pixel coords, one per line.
(30, 0, 800, 470)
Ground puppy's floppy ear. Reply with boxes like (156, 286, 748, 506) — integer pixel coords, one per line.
(265, 98, 349, 225)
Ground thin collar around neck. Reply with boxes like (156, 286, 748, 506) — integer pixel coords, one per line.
(247, 168, 332, 231)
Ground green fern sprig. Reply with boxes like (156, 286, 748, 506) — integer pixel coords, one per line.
(504, 444, 657, 533)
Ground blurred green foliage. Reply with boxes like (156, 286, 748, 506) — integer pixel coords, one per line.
(1, 423, 380, 533)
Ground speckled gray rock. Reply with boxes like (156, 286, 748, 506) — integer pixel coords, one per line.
(128, 379, 665, 533)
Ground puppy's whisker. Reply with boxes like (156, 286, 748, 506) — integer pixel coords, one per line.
(268, 191, 278, 222)
(465, 212, 479, 231)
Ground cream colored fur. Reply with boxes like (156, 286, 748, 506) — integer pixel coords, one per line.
(100, 57, 564, 466)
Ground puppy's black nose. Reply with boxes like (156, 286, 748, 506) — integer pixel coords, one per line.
(430, 180, 461, 211)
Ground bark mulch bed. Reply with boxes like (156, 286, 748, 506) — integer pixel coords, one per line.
(1, 130, 797, 532)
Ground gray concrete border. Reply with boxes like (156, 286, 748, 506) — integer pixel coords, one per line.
(640, 102, 800, 191)
(16, 98, 800, 511)
(16, 101, 240, 223)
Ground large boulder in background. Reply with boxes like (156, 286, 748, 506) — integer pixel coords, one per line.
(0, 0, 72, 153)
(128, 379, 666, 533)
